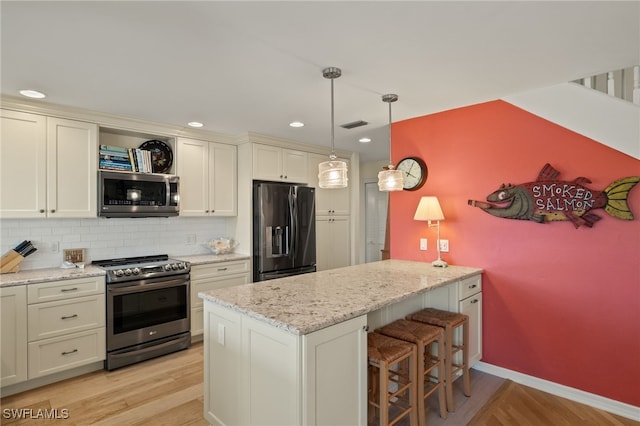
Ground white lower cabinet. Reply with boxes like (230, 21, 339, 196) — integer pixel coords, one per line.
(204, 302, 367, 426)
(190, 260, 250, 337)
(1, 286, 28, 386)
(26, 276, 106, 379)
(316, 216, 350, 271)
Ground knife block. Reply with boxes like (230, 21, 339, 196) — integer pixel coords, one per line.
(0, 250, 24, 274)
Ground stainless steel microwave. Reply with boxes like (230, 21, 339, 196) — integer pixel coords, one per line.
(98, 171, 179, 217)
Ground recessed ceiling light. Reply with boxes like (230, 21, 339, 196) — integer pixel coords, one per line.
(187, 121, 204, 128)
(359, 137, 372, 143)
(289, 121, 304, 128)
(19, 89, 46, 99)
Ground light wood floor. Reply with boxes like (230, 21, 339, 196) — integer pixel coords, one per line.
(1, 342, 637, 426)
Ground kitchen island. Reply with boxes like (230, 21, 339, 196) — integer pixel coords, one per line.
(199, 259, 482, 426)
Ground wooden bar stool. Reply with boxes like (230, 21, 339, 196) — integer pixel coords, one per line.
(407, 308, 470, 412)
(367, 332, 419, 426)
(376, 319, 447, 426)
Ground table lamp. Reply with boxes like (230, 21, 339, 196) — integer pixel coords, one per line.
(414, 196, 448, 267)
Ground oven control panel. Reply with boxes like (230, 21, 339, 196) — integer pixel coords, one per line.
(106, 261, 189, 282)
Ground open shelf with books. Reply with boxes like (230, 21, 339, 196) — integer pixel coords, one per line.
(98, 127, 176, 175)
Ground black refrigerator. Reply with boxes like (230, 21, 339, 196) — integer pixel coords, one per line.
(253, 181, 316, 282)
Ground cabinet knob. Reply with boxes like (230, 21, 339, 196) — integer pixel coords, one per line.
(284, 175, 287, 179)
(280, 175, 283, 178)
(50, 209, 56, 213)
(469, 284, 477, 289)
(205, 210, 209, 213)
(471, 299, 479, 304)
(40, 209, 45, 213)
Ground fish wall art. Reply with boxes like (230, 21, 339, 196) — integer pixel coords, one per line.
(468, 163, 639, 228)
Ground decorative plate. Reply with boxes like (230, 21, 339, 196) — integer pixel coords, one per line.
(139, 140, 173, 174)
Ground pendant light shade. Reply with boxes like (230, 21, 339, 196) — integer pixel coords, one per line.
(318, 67, 348, 189)
(378, 94, 404, 192)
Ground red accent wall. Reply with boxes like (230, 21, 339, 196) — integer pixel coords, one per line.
(389, 100, 640, 405)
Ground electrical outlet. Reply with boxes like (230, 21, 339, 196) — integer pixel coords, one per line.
(439, 239, 449, 253)
(63, 249, 85, 263)
(51, 242, 59, 253)
(419, 238, 427, 251)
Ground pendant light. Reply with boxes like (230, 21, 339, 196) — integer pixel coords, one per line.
(378, 94, 404, 191)
(318, 67, 348, 189)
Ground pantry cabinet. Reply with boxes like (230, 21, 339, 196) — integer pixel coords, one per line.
(0, 110, 98, 218)
(190, 260, 250, 336)
(1, 286, 28, 386)
(177, 138, 237, 216)
(252, 143, 308, 183)
(316, 216, 350, 271)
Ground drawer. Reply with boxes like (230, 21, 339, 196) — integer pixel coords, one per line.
(191, 273, 250, 307)
(28, 328, 106, 379)
(27, 294, 105, 342)
(459, 275, 482, 300)
(28, 276, 105, 304)
(191, 260, 250, 280)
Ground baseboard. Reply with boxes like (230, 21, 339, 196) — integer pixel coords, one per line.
(1, 361, 104, 398)
(473, 361, 640, 422)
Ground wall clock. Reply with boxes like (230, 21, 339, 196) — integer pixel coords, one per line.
(396, 157, 427, 191)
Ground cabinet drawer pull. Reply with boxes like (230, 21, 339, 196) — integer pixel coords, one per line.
(61, 314, 78, 320)
(217, 267, 228, 271)
(469, 284, 477, 289)
(470, 299, 479, 304)
(39, 209, 45, 213)
(60, 287, 78, 292)
(61, 349, 78, 356)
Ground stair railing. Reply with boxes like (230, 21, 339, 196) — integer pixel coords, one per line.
(575, 65, 640, 105)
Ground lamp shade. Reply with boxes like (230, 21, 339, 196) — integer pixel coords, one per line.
(377, 168, 404, 191)
(413, 196, 445, 221)
(318, 159, 348, 188)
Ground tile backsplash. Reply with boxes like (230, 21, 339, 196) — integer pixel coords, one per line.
(1, 216, 235, 270)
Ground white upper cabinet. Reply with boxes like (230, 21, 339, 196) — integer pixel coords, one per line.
(47, 117, 98, 218)
(177, 138, 237, 216)
(308, 153, 350, 216)
(0, 110, 46, 218)
(0, 110, 97, 218)
(252, 144, 308, 183)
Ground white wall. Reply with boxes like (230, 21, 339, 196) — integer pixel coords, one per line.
(1, 216, 232, 270)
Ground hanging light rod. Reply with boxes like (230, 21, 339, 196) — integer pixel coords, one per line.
(378, 93, 404, 192)
(318, 67, 348, 189)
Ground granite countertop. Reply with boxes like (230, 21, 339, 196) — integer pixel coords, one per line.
(174, 253, 250, 266)
(0, 265, 106, 287)
(0, 252, 251, 287)
(199, 259, 482, 335)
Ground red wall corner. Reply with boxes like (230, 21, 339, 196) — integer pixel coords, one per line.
(389, 100, 640, 405)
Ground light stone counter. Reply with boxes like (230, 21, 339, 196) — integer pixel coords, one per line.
(199, 259, 482, 335)
(174, 253, 250, 266)
(0, 265, 106, 287)
(0, 253, 249, 287)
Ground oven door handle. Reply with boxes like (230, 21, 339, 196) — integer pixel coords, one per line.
(107, 278, 188, 295)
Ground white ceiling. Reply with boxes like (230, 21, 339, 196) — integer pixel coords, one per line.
(2, 1, 638, 162)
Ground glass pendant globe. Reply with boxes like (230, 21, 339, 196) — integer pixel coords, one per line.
(377, 168, 404, 191)
(318, 159, 348, 189)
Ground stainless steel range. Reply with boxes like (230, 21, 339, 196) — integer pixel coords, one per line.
(93, 254, 191, 370)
